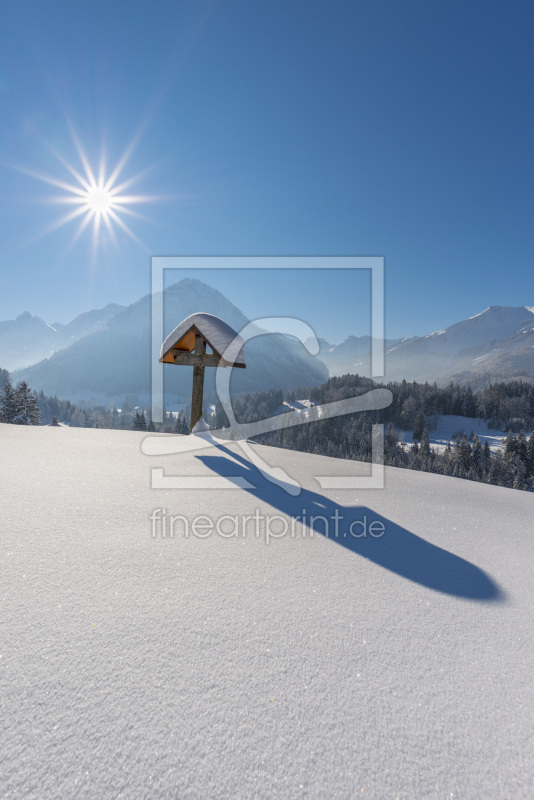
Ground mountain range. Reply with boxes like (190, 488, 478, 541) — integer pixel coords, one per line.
(0, 304, 125, 372)
(10, 279, 328, 406)
(3, 287, 533, 405)
(315, 305, 534, 387)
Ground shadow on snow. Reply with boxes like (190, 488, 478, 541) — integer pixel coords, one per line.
(196, 442, 505, 603)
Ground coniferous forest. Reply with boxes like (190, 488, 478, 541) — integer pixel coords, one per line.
(214, 376, 534, 492)
(2, 366, 533, 491)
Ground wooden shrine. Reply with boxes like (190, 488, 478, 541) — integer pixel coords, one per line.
(160, 312, 246, 431)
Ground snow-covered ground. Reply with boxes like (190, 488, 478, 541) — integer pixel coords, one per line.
(1, 423, 533, 799)
(274, 399, 317, 416)
(429, 414, 520, 451)
(397, 414, 531, 452)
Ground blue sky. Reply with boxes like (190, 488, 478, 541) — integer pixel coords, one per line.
(0, 0, 532, 342)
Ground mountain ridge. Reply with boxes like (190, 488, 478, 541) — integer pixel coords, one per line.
(5, 296, 534, 395)
(0, 303, 126, 371)
(316, 305, 534, 385)
(13, 278, 328, 405)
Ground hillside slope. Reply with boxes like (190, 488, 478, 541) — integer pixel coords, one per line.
(1, 423, 533, 798)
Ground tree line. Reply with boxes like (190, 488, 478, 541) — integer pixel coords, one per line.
(213, 375, 534, 492)
(0, 369, 183, 432)
(0, 380, 41, 425)
(2, 366, 533, 491)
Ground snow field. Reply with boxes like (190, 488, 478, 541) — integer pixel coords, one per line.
(1, 423, 533, 798)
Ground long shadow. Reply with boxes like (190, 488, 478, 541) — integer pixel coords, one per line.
(196, 442, 505, 602)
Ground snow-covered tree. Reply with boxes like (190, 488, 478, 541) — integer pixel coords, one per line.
(71, 409, 87, 427)
(503, 431, 516, 465)
(527, 434, 534, 477)
(386, 422, 397, 448)
(132, 411, 147, 431)
(420, 427, 431, 460)
(0, 382, 18, 423)
(400, 396, 417, 429)
(12, 381, 40, 425)
(471, 435, 483, 478)
(482, 439, 491, 475)
(413, 410, 426, 442)
(516, 430, 527, 464)
(175, 415, 188, 435)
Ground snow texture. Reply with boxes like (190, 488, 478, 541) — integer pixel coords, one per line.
(191, 416, 211, 434)
(1, 423, 533, 799)
(160, 312, 246, 365)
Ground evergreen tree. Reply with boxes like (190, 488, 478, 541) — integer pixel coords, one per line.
(512, 472, 524, 490)
(442, 441, 453, 476)
(0, 382, 18, 423)
(420, 426, 435, 471)
(132, 411, 147, 431)
(386, 422, 398, 448)
(71, 409, 88, 427)
(482, 439, 491, 475)
(459, 434, 472, 472)
(12, 382, 40, 425)
(174, 415, 188, 434)
(401, 396, 417, 429)
(413, 410, 426, 442)
(471, 435, 483, 478)
(527, 433, 534, 478)
(504, 431, 516, 465)
(0, 367, 10, 390)
(516, 430, 527, 464)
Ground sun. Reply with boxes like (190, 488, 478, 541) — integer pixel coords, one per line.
(85, 185, 113, 214)
(7, 124, 159, 253)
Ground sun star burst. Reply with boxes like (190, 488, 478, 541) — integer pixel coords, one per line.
(86, 186, 113, 213)
(7, 124, 159, 255)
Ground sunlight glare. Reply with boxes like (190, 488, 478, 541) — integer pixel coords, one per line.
(6, 124, 160, 255)
(86, 186, 112, 213)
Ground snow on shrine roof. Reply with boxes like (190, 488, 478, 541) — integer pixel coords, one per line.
(160, 312, 246, 365)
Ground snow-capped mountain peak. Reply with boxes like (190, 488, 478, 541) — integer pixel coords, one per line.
(0, 304, 126, 372)
(315, 304, 534, 386)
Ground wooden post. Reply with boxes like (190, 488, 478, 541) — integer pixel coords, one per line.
(190, 334, 206, 430)
(161, 314, 246, 435)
